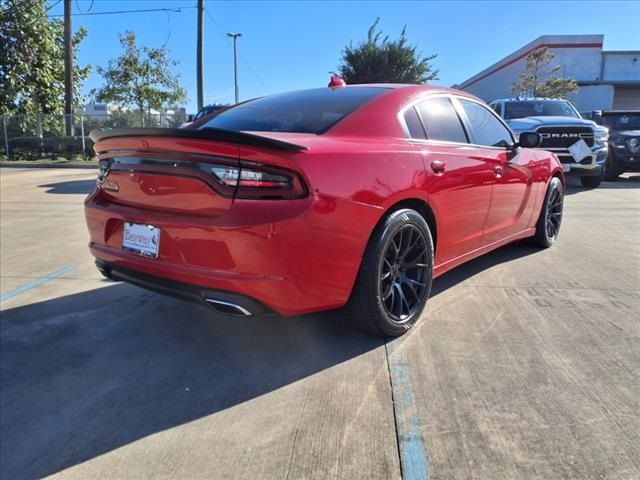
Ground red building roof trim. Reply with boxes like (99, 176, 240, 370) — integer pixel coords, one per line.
(460, 42, 603, 90)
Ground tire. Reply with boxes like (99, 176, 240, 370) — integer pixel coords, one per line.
(580, 174, 603, 188)
(346, 208, 434, 337)
(603, 150, 622, 181)
(532, 177, 564, 248)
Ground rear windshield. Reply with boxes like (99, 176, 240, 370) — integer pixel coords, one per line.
(198, 87, 387, 134)
(504, 100, 579, 119)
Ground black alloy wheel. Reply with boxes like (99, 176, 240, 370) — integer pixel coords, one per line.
(379, 224, 429, 323)
(347, 208, 434, 337)
(533, 177, 564, 248)
(545, 186, 563, 241)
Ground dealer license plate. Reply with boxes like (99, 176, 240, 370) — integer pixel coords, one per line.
(123, 222, 160, 258)
(568, 139, 592, 162)
(562, 164, 571, 172)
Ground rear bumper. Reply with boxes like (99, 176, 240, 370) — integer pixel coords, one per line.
(85, 188, 381, 316)
(96, 260, 272, 316)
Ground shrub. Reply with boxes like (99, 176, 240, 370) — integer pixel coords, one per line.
(8, 136, 94, 160)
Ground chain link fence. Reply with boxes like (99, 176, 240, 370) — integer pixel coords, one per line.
(1, 111, 188, 161)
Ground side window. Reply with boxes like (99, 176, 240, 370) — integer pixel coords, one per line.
(416, 97, 468, 144)
(459, 99, 513, 148)
(491, 102, 502, 117)
(403, 107, 426, 139)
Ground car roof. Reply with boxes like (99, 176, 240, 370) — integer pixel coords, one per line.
(190, 84, 486, 138)
(343, 83, 484, 103)
(327, 84, 484, 138)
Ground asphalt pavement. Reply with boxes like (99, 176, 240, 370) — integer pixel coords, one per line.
(1, 168, 638, 479)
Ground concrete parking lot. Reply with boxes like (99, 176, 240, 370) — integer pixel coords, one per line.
(1, 167, 639, 480)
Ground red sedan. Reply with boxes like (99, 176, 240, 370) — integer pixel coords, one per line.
(86, 84, 564, 336)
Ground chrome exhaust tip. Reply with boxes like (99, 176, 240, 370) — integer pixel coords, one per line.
(205, 298, 253, 316)
(95, 262, 112, 279)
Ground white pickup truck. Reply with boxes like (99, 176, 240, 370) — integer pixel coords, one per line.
(490, 98, 609, 188)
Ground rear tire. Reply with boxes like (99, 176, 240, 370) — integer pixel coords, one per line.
(346, 208, 434, 337)
(532, 177, 564, 248)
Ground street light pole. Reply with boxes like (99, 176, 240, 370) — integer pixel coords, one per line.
(227, 33, 242, 104)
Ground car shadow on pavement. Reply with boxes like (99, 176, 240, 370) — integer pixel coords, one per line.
(431, 242, 539, 297)
(0, 284, 383, 479)
(38, 179, 96, 194)
(0, 242, 545, 479)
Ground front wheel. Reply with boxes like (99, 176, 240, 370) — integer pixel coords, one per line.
(347, 208, 434, 337)
(532, 177, 564, 248)
(580, 173, 603, 188)
(603, 151, 623, 181)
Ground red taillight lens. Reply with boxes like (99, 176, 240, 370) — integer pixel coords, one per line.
(238, 168, 291, 188)
(209, 162, 307, 199)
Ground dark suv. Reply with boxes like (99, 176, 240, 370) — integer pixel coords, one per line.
(588, 110, 640, 180)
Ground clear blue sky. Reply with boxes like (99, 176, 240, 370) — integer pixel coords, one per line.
(48, 0, 640, 113)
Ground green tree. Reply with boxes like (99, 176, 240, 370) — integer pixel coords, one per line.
(93, 31, 187, 127)
(511, 47, 578, 99)
(536, 76, 580, 100)
(336, 18, 438, 84)
(0, 0, 90, 116)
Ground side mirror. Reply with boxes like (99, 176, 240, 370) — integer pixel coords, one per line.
(518, 132, 541, 148)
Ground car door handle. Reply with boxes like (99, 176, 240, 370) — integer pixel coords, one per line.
(431, 160, 446, 174)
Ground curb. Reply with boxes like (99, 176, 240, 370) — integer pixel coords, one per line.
(0, 162, 98, 169)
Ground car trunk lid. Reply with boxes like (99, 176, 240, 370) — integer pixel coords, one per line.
(91, 128, 310, 216)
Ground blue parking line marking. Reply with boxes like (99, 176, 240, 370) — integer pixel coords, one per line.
(0, 265, 76, 303)
(386, 343, 430, 480)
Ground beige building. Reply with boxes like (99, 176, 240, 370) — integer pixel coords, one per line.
(455, 35, 640, 112)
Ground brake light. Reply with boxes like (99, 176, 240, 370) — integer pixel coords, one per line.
(209, 162, 307, 199)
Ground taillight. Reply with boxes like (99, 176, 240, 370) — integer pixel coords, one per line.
(209, 162, 307, 199)
(94, 155, 307, 200)
(97, 158, 112, 182)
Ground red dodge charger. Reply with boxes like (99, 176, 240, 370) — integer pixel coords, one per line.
(85, 84, 564, 336)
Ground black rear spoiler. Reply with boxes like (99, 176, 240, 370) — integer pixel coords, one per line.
(89, 127, 309, 152)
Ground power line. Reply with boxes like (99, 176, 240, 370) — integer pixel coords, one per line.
(203, 9, 226, 40)
(161, 9, 173, 48)
(238, 52, 271, 94)
(203, 8, 271, 94)
(205, 88, 235, 102)
(45, 0, 62, 12)
(74, 0, 94, 14)
(48, 7, 194, 17)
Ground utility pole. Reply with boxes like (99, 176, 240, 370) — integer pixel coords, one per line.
(196, 0, 204, 111)
(227, 33, 242, 104)
(64, 0, 74, 136)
